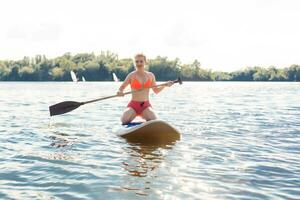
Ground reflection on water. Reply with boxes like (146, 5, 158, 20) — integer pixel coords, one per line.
(47, 125, 176, 197)
(0, 82, 300, 200)
(121, 143, 174, 196)
(123, 145, 165, 178)
(46, 151, 74, 161)
(49, 135, 73, 148)
(118, 122, 179, 195)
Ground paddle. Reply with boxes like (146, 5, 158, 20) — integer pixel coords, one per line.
(49, 77, 182, 116)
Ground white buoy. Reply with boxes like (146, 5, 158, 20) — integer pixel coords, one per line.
(70, 70, 78, 82)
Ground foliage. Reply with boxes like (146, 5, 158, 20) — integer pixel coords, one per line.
(0, 52, 299, 81)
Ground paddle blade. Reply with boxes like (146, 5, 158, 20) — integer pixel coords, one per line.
(177, 77, 182, 85)
(49, 101, 83, 116)
(173, 77, 182, 85)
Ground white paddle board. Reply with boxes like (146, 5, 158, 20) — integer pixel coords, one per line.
(116, 120, 180, 144)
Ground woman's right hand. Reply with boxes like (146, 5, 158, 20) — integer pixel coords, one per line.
(117, 90, 124, 97)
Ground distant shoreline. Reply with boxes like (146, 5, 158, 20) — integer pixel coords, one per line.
(1, 52, 299, 82)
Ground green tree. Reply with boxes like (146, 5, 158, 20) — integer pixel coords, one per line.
(50, 67, 65, 81)
(286, 65, 300, 81)
(19, 66, 36, 81)
(253, 68, 270, 81)
(0, 52, 299, 82)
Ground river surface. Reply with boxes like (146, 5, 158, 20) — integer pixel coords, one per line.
(0, 82, 299, 200)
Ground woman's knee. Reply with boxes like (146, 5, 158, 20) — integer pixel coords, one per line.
(121, 108, 136, 124)
(142, 108, 157, 121)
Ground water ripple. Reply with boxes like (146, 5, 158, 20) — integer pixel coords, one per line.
(0, 82, 299, 199)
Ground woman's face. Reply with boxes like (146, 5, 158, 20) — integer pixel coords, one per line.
(135, 56, 145, 69)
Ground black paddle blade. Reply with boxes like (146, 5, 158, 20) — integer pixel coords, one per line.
(49, 101, 84, 116)
(173, 77, 182, 85)
(177, 77, 182, 85)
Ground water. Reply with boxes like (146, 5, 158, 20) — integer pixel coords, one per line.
(0, 82, 299, 200)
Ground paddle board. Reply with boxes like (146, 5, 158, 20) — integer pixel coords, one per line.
(116, 120, 180, 144)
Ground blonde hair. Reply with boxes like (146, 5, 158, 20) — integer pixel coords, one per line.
(134, 53, 147, 62)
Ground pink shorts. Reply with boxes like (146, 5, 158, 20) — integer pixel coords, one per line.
(127, 100, 152, 115)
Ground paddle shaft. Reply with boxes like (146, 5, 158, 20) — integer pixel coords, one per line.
(83, 79, 180, 105)
(49, 77, 182, 116)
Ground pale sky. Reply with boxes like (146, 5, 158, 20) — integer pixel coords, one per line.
(0, 0, 299, 71)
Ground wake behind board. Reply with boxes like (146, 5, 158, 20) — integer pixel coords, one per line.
(116, 120, 180, 144)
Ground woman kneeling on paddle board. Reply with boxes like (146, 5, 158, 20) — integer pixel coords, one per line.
(117, 53, 173, 124)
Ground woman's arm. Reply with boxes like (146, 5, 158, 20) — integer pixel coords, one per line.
(151, 73, 173, 94)
(117, 73, 131, 96)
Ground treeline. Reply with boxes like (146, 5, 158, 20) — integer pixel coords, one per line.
(0, 51, 299, 81)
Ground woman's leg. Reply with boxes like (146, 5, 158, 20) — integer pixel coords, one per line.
(141, 107, 157, 121)
(121, 107, 137, 124)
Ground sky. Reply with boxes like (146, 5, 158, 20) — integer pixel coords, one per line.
(0, 0, 299, 71)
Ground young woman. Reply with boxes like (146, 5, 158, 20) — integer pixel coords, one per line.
(117, 53, 173, 124)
